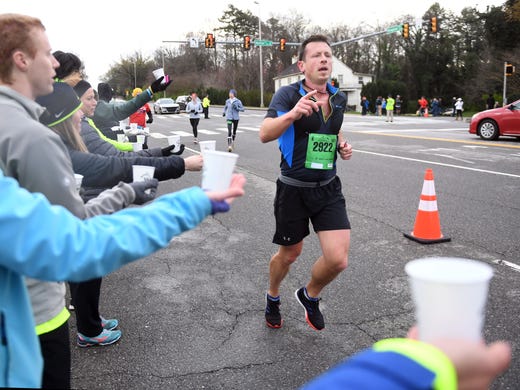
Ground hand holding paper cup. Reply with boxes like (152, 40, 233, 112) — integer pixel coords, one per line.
(167, 135, 181, 153)
(405, 257, 493, 342)
(152, 68, 166, 84)
(201, 150, 238, 191)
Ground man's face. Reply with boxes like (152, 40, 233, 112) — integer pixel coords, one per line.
(297, 42, 332, 83)
(26, 28, 59, 99)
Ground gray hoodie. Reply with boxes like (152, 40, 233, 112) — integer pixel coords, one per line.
(0, 86, 134, 328)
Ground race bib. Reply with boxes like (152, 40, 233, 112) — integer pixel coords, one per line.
(305, 133, 337, 170)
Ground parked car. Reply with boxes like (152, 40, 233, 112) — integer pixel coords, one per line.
(469, 99, 520, 140)
(153, 98, 180, 114)
(175, 95, 191, 111)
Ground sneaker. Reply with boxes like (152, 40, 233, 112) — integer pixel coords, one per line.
(295, 287, 324, 331)
(77, 329, 122, 347)
(265, 294, 283, 329)
(193, 137, 198, 144)
(228, 145, 233, 152)
(100, 316, 119, 331)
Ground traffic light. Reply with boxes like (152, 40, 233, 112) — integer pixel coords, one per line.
(205, 33, 215, 49)
(243, 35, 251, 50)
(430, 17, 438, 33)
(506, 62, 515, 76)
(402, 23, 409, 39)
(279, 38, 286, 52)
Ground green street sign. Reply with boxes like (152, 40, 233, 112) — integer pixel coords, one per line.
(387, 24, 403, 33)
(254, 39, 273, 47)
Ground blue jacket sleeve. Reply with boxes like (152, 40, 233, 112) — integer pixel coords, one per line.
(0, 171, 212, 282)
(301, 338, 456, 390)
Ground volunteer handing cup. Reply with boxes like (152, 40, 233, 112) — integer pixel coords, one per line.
(405, 257, 493, 342)
(201, 150, 238, 191)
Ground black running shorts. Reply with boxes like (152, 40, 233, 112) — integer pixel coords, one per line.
(272, 176, 351, 246)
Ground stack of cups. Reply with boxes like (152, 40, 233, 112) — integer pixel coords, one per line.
(201, 150, 238, 191)
(405, 257, 493, 342)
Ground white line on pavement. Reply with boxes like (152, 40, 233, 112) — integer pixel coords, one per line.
(356, 149, 520, 178)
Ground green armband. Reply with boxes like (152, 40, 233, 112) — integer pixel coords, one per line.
(373, 338, 457, 390)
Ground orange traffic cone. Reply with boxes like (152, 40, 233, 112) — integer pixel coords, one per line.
(404, 168, 451, 244)
(424, 108, 429, 117)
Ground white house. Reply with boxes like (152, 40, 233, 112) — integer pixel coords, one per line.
(272, 56, 373, 112)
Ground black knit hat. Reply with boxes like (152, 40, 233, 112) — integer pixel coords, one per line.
(73, 80, 92, 98)
(53, 51, 82, 80)
(36, 82, 83, 127)
(97, 82, 113, 102)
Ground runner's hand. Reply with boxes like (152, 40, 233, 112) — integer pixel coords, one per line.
(289, 90, 322, 121)
(338, 141, 353, 160)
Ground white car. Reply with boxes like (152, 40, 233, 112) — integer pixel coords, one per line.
(153, 98, 180, 114)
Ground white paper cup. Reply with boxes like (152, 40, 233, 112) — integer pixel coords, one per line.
(119, 120, 126, 130)
(73, 174, 83, 194)
(132, 165, 155, 182)
(117, 134, 126, 143)
(167, 135, 181, 152)
(201, 150, 238, 191)
(136, 134, 146, 144)
(199, 140, 216, 155)
(132, 142, 142, 152)
(152, 68, 165, 80)
(130, 123, 138, 131)
(405, 257, 493, 342)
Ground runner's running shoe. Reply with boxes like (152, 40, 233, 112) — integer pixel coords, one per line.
(265, 294, 283, 329)
(295, 287, 324, 331)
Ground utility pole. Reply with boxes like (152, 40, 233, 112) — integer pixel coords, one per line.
(255, 1, 264, 108)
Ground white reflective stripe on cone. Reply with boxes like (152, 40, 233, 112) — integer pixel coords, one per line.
(418, 199, 438, 212)
(421, 180, 436, 196)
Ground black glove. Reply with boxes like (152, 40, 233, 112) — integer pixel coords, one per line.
(146, 112, 153, 124)
(150, 75, 172, 94)
(191, 109, 196, 113)
(222, 113, 225, 116)
(129, 179, 159, 205)
(161, 144, 185, 156)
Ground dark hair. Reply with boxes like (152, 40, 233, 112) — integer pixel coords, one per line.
(298, 34, 331, 61)
(53, 51, 82, 80)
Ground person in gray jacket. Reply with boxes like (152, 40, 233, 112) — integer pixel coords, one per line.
(0, 15, 158, 388)
(76, 80, 185, 157)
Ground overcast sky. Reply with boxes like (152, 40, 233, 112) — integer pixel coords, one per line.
(1, 0, 504, 87)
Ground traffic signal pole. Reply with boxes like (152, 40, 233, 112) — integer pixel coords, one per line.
(503, 61, 508, 106)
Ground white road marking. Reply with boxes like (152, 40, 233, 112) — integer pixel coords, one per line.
(356, 149, 520, 178)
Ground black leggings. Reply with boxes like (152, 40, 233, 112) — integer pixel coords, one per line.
(69, 278, 103, 337)
(227, 119, 239, 139)
(190, 118, 200, 137)
(39, 321, 71, 389)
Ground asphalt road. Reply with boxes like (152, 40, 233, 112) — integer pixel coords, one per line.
(70, 109, 520, 389)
